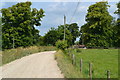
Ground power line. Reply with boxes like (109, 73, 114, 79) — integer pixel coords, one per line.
(69, 1, 80, 23)
(63, 1, 80, 40)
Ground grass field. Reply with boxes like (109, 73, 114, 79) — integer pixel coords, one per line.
(55, 49, 118, 78)
(1, 46, 56, 66)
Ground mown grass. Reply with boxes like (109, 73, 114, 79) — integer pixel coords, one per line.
(55, 50, 82, 78)
(55, 49, 118, 78)
(1, 46, 56, 66)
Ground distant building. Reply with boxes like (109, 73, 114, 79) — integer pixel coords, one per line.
(73, 45, 86, 48)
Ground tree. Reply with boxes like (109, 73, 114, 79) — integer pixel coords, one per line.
(43, 25, 73, 46)
(114, 2, 120, 47)
(43, 28, 60, 46)
(80, 1, 113, 48)
(57, 25, 73, 46)
(1, 1, 45, 49)
(67, 23, 79, 45)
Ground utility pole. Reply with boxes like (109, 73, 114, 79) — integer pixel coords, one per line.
(64, 15, 66, 40)
(82, 30, 84, 45)
(13, 36, 14, 48)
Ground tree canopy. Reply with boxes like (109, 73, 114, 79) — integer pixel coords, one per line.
(43, 23, 79, 46)
(67, 23, 80, 45)
(80, 1, 113, 48)
(1, 1, 120, 49)
(114, 2, 120, 47)
(1, 1, 45, 49)
(43, 28, 60, 46)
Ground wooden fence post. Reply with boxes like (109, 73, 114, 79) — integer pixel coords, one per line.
(80, 58, 82, 72)
(107, 70, 110, 80)
(72, 54, 75, 65)
(89, 62, 92, 79)
(68, 50, 70, 56)
(70, 53, 72, 58)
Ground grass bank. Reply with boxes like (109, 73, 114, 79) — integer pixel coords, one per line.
(55, 49, 118, 78)
(1, 46, 56, 66)
(55, 50, 82, 78)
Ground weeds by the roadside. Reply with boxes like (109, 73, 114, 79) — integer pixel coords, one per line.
(2, 46, 56, 66)
(55, 50, 82, 78)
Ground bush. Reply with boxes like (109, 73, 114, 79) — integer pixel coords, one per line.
(76, 49, 81, 53)
(55, 40, 68, 50)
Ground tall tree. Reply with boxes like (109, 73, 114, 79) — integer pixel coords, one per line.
(43, 25, 73, 46)
(1, 1, 45, 49)
(57, 25, 73, 46)
(67, 23, 79, 45)
(114, 2, 120, 47)
(80, 1, 113, 48)
(43, 28, 60, 46)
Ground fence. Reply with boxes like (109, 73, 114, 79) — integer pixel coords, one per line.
(68, 51, 111, 79)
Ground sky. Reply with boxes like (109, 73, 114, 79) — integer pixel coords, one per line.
(0, 1, 119, 41)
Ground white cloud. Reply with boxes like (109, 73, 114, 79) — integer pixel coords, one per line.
(109, 3, 117, 11)
(77, 5, 88, 13)
(0, 2, 5, 17)
(53, 0, 73, 2)
(53, 0, 65, 2)
(48, 3, 60, 11)
(48, 2, 67, 12)
(108, 2, 118, 18)
(54, 17, 63, 25)
(1, 0, 120, 2)
(0, 2, 5, 8)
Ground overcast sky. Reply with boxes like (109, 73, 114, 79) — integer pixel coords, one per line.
(0, 1, 119, 38)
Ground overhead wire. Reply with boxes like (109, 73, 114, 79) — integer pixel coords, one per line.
(69, 0, 80, 23)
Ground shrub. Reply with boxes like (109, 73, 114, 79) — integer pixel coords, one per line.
(55, 40, 68, 50)
(76, 49, 81, 53)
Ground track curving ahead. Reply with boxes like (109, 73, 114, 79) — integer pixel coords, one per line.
(2, 51, 63, 78)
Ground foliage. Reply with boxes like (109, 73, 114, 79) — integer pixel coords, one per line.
(67, 23, 80, 45)
(1, 1, 45, 49)
(80, 1, 113, 48)
(2, 46, 56, 65)
(114, 2, 120, 47)
(38, 36, 45, 46)
(55, 40, 68, 50)
(57, 25, 73, 46)
(44, 23, 79, 46)
(44, 25, 73, 46)
(43, 28, 60, 46)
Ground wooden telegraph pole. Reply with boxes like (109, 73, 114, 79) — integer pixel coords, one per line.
(13, 36, 14, 49)
(64, 15, 66, 40)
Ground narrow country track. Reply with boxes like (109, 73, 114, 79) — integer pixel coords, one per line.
(2, 51, 63, 78)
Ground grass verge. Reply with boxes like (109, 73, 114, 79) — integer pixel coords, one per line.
(55, 50, 82, 78)
(1, 46, 56, 66)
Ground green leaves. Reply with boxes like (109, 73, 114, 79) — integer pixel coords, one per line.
(80, 1, 113, 48)
(2, 1, 45, 49)
(43, 23, 79, 46)
(114, 2, 120, 47)
(68, 23, 80, 45)
(43, 28, 60, 46)
(55, 40, 68, 50)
